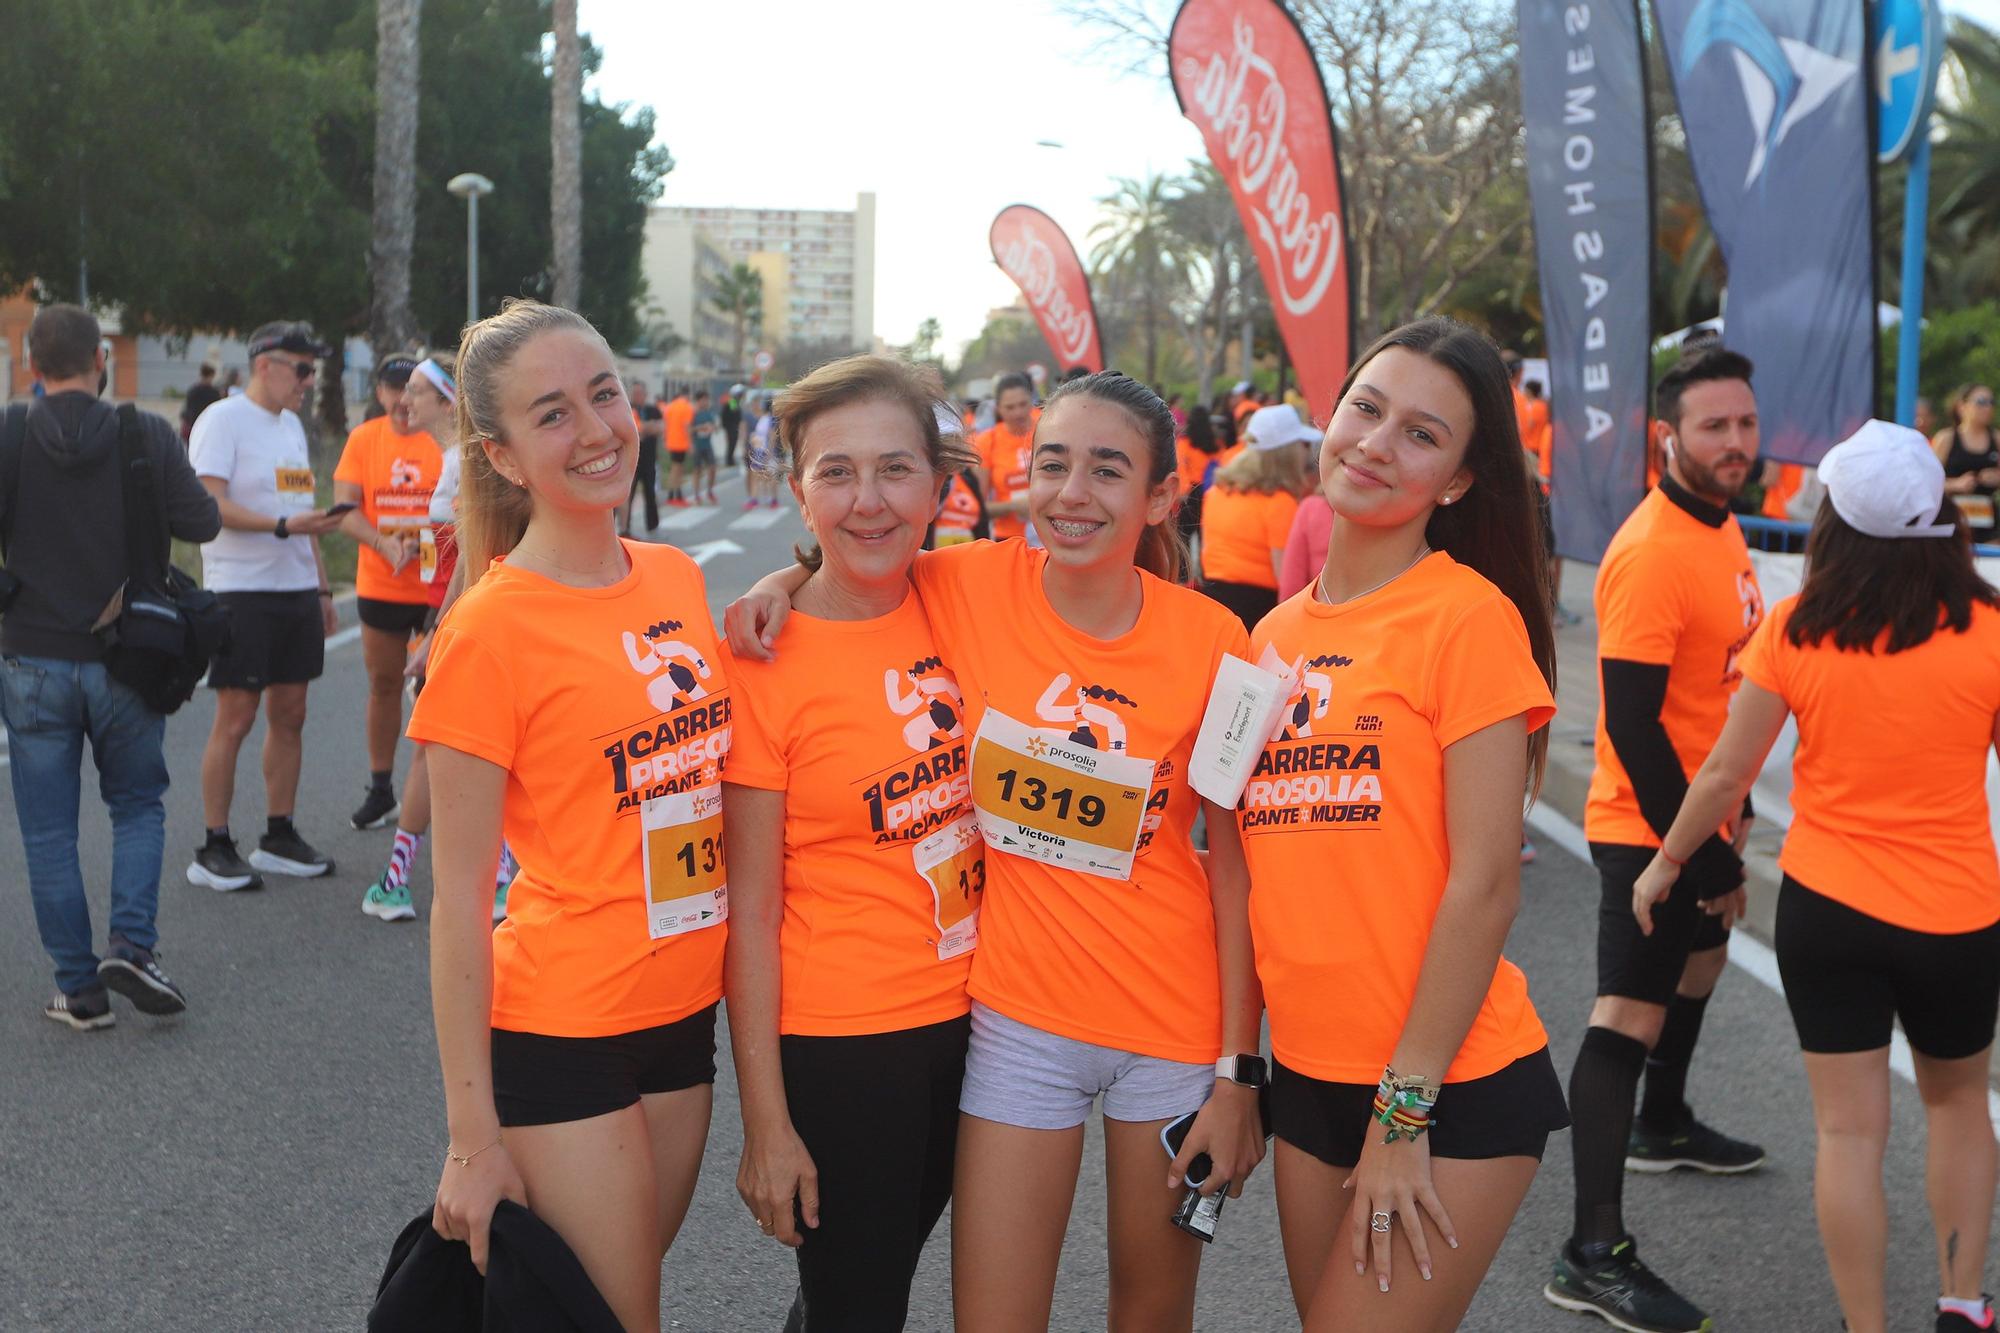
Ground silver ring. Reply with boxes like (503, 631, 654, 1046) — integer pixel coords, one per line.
(1370, 1210, 1392, 1233)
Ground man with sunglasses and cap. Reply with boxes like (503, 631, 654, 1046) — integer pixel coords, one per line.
(187, 320, 345, 894)
(333, 352, 443, 832)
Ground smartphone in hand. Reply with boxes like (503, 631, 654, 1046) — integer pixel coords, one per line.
(324, 501, 358, 518)
(1161, 1111, 1223, 1243)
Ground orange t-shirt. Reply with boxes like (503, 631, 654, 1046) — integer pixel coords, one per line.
(663, 396, 695, 453)
(407, 541, 732, 1037)
(1233, 399, 1258, 426)
(934, 472, 982, 545)
(1176, 438, 1216, 496)
(1585, 484, 1764, 845)
(976, 422, 1036, 542)
(1241, 557, 1554, 1083)
(725, 592, 978, 1035)
(1520, 399, 1552, 483)
(910, 540, 1248, 1062)
(334, 417, 442, 604)
(1760, 463, 1804, 520)
(1200, 487, 1299, 589)
(1740, 597, 2000, 932)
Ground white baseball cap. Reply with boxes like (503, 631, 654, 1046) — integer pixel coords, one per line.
(1245, 404, 1320, 452)
(1232, 380, 1253, 395)
(1818, 419, 1955, 539)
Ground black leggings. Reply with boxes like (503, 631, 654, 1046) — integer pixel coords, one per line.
(780, 1014, 969, 1331)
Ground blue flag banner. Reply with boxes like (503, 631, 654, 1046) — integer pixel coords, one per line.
(1656, 0, 1877, 464)
(1519, 0, 1654, 560)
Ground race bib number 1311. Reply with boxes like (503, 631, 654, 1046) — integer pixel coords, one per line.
(640, 785, 728, 940)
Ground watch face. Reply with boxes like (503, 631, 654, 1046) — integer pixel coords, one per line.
(1241, 1055, 1268, 1087)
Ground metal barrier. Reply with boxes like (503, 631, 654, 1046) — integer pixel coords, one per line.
(1736, 513, 2000, 558)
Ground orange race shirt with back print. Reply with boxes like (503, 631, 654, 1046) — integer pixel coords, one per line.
(407, 540, 731, 1038)
(1585, 484, 1763, 846)
(1241, 555, 1555, 1083)
(334, 416, 442, 604)
(975, 422, 1035, 542)
(1739, 596, 2000, 933)
(726, 591, 979, 1036)
(910, 540, 1248, 1063)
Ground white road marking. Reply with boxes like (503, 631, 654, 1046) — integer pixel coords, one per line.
(727, 506, 790, 531)
(1525, 801, 2000, 1133)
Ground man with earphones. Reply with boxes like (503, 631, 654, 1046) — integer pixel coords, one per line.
(1545, 347, 1770, 1333)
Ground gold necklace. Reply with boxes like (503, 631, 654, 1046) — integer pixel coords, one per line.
(1317, 545, 1430, 606)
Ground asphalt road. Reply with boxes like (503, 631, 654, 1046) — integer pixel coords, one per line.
(0, 463, 1985, 1330)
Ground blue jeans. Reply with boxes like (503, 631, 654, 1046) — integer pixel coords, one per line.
(0, 655, 168, 995)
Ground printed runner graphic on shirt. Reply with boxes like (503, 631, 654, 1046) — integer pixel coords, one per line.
(868, 654, 980, 956)
(600, 615, 733, 940)
(1722, 570, 1764, 686)
(374, 456, 433, 541)
(971, 674, 1159, 879)
(1243, 654, 1380, 833)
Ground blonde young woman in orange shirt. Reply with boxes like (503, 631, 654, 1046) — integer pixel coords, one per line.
(417, 301, 730, 1330)
(730, 371, 1266, 1332)
(1240, 319, 1566, 1332)
(1197, 403, 1320, 630)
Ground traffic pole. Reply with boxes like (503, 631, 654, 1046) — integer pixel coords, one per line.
(1895, 122, 1931, 426)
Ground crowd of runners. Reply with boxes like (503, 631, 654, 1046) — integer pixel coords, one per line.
(4, 293, 1999, 1333)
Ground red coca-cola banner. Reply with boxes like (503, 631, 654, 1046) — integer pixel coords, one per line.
(1169, 0, 1351, 421)
(988, 205, 1105, 375)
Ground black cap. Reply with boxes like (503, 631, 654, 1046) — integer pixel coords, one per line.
(247, 321, 331, 360)
(375, 354, 420, 386)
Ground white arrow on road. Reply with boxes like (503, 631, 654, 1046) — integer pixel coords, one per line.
(685, 538, 744, 567)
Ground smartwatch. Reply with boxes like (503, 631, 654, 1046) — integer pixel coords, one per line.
(273, 515, 290, 539)
(1215, 1054, 1268, 1089)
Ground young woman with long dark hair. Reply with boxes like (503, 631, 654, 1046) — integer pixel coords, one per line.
(1634, 421, 2000, 1333)
(1238, 318, 1568, 1331)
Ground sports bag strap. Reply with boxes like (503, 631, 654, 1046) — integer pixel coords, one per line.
(114, 404, 169, 588)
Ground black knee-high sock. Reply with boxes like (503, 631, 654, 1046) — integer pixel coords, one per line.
(1639, 992, 1710, 1130)
(1569, 1025, 1650, 1252)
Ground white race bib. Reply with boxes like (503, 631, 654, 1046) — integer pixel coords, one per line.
(912, 814, 983, 960)
(639, 785, 728, 939)
(969, 709, 1155, 880)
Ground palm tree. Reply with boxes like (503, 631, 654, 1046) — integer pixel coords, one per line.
(1163, 161, 1250, 402)
(1090, 173, 1187, 385)
(549, 0, 583, 311)
(710, 263, 764, 373)
(1933, 19, 2000, 294)
(369, 0, 422, 361)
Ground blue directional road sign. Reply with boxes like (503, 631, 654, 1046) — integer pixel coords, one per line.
(1875, 0, 1946, 163)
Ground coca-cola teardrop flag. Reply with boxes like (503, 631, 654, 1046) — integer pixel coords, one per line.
(1170, 0, 1351, 421)
(989, 205, 1105, 375)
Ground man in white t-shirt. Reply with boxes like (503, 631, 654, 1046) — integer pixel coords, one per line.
(186, 322, 345, 892)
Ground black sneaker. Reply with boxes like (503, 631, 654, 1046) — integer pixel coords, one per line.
(43, 988, 114, 1031)
(350, 785, 400, 831)
(1545, 1239, 1714, 1332)
(1627, 1114, 1767, 1174)
(187, 835, 264, 892)
(97, 942, 187, 1017)
(1938, 1297, 1997, 1332)
(250, 823, 334, 878)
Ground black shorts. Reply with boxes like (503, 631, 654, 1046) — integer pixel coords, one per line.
(1777, 876, 2000, 1060)
(356, 596, 429, 637)
(490, 1003, 718, 1127)
(207, 590, 324, 691)
(1593, 841, 1732, 1005)
(1200, 579, 1279, 634)
(1271, 1048, 1570, 1169)
(781, 1015, 969, 1326)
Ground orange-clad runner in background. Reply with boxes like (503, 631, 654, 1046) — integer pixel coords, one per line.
(662, 392, 694, 454)
(1241, 555, 1556, 1083)
(1739, 596, 2000, 932)
(1199, 487, 1299, 589)
(408, 540, 732, 1037)
(724, 592, 977, 1035)
(909, 539, 1247, 1064)
(334, 416, 442, 603)
(1585, 485, 1764, 848)
(1760, 462, 1803, 520)
(974, 420, 1035, 542)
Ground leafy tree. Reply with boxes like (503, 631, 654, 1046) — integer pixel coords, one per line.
(710, 263, 764, 374)
(956, 312, 1057, 386)
(1090, 173, 1186, 384)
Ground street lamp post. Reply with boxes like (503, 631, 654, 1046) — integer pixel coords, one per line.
(446, 173, 496, 328)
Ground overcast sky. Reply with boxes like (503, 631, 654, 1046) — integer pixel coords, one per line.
(579, 0, 2000, 359)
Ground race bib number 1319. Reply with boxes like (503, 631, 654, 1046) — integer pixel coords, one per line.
(640, 785, 728, 940)
(969, 709, 1154, 880)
